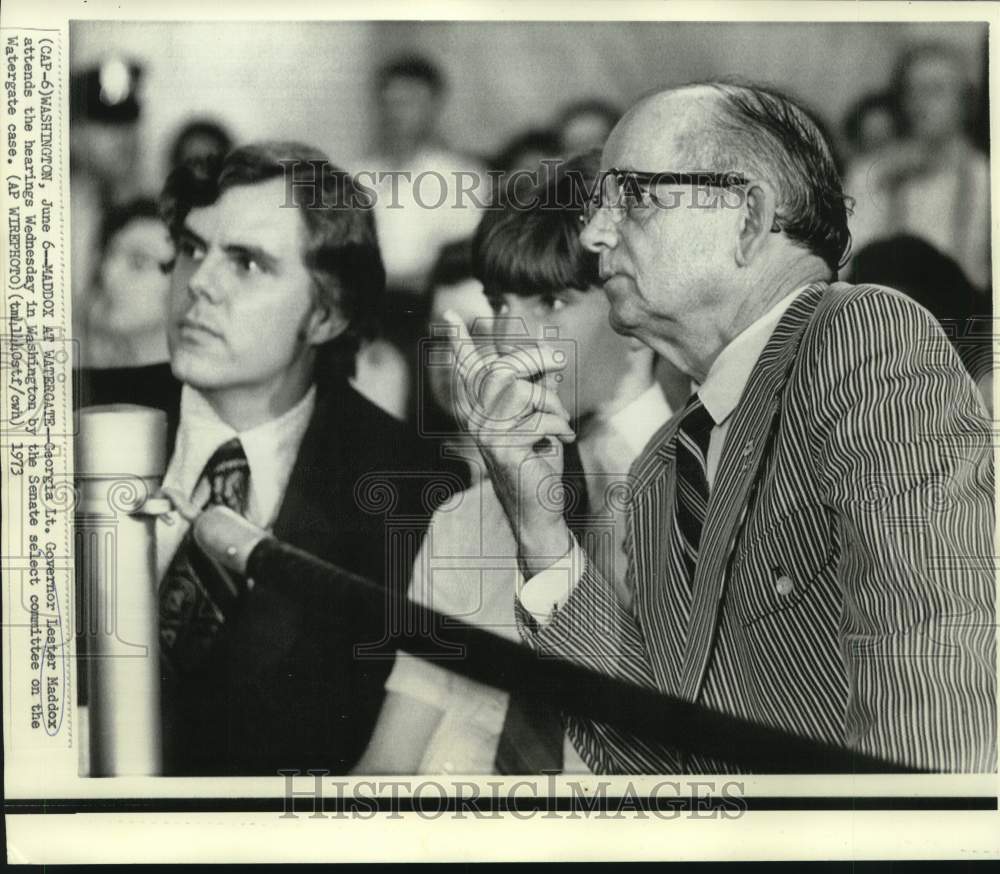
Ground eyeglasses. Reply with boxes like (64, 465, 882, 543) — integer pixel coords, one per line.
(580, 168, 782, 233)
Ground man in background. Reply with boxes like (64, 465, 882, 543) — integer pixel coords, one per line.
(358, 54, 487, 296)
(555, 98, 621, 156)
(845, 41, 990, 293)
(352, 54, 489, 422)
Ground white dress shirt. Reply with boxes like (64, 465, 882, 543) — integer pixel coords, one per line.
(519, 286, 806, 626)
(384, 382, 672, 774)
(155, 384, 316, 580)
(845, 145, 991, 292)
(354, 145, 487, 289)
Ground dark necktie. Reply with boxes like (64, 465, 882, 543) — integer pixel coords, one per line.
(671, 394, 715, 588)
(158, 437, 251, 676)
(494, 439, 588, 774)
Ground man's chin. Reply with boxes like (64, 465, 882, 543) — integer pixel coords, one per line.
(607, 304, 639, 337)
(169, 354, 228, 393)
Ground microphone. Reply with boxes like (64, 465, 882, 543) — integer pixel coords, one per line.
(187, 506, 917, 774)
(75, 404, 171, 776)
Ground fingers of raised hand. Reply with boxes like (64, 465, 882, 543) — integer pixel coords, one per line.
(471, 365, 574, 444)
(443, 310, 572, 434)
(442, 310, 499, 424)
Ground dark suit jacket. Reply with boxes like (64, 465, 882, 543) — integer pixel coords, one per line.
(517, 282, 996, 774)
(77, 363, 449, 775)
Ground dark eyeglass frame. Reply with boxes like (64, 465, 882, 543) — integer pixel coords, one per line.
(582, 167, 782, 233)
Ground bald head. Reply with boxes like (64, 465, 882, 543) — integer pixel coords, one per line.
(602, 81, 850, 273)
(605, 85, 721, 171)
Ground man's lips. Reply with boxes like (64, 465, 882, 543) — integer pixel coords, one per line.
(600, 269, 632, 290)
(599, 260, 626, 284)
(177, 317, 224, 340)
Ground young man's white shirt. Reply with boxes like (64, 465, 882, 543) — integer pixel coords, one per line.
(155, 384, 316, 580)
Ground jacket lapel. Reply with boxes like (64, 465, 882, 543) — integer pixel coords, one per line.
(227, 384, 346, 678)
(676, 282, 828, 702)
(632, 448, 688, 694)
(272, 384, 342, 558)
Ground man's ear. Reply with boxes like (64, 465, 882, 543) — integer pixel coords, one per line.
(304, 300, 349, 347)
(735, 182, 778, 267)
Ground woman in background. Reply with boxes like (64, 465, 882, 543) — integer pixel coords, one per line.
(83, 199, 173, 369)
(353, 152, 672, 776)
(845, 41, 990, 294)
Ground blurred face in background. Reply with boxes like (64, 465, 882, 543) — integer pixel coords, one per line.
(902, 52, 968, 145)
(427, 277, 491, 418)
(175, 132, 230, 167)
(72, 122, 141, 192)
(96, 216, 173, 335)
(560, 110, 616, 156)
(491, 286, 639, 421)
(378, 76, 440, 148)
(858, 105, 896, 154)
(501, 151, 560, 204)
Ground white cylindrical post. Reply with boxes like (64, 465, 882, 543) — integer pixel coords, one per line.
(76, 404, 169, 776)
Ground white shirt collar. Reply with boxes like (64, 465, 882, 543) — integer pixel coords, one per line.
(592, 381, 673, 460)
(696, 286, 805, 426)
(162, 384, 317, 526)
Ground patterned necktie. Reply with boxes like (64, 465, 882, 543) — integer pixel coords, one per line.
(671, 394, 715, 588)
(159, 437, 251, 676)
(494, 439, 588, 774)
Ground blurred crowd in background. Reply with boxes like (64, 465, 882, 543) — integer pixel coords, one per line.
(70, 32, 994, 423)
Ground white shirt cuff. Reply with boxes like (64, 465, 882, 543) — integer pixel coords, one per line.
(384, 652, 452, 711)
(516, 542, 587, 627)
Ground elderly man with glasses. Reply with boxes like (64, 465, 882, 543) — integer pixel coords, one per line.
(445, 81, 995, 774)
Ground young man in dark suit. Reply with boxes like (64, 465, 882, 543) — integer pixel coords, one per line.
(79, 142, 437, 775)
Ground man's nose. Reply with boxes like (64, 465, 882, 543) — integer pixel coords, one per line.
(579, 208, 618, 253)
(187, 255, 222, 303)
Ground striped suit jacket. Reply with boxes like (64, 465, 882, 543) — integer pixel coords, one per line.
(519, 282, 996, 774)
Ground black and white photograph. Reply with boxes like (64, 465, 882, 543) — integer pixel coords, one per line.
(1, 0, 997, 864)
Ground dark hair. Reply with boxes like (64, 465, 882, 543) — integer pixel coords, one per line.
(427, 239, 475, 292)
(160, 141, 385, 378)
(473, 150, 601, 305)
(842, 92, 896, 153)
(169, 118, 234, 169)
(100, 197, 164, 252)
(376, 54, 446, 96)
(848, 234, 977, 326)
(493, 128, 562, 175)
(890, 41, 975, 136)
(848, 233, 987, 382)
(696, 81, 852, 274)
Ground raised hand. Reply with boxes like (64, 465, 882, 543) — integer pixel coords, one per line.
(443, 310, 578, 576)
